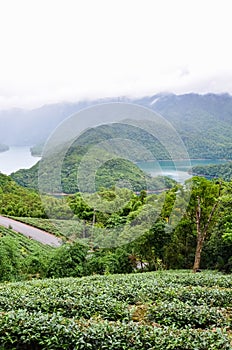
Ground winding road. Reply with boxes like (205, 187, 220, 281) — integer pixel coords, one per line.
(0, 216, 62, 247)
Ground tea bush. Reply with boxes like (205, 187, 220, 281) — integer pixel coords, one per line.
(0, 271, 231, 349)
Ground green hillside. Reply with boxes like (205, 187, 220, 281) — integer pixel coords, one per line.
(0, 172, 46, 217)
(2, 93, 232, 160)
(11, 127, 177, 194)
(0, 271, 230, 349)
(0, 225, 52, 253)
(191, 161, 232, 181)
(151, 93, 232, 159)
(27, 93, 232, 160)
(0, 225, 53, 281)
(0, 172, 73, 219)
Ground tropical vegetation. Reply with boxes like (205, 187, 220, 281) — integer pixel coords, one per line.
(192, 161, 232, 181)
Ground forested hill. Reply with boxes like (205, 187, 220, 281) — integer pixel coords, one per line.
(148, 93, 232, 159)
(1, 93, 232, 159)
(11, 147, 176, 194)
(0, 172, 46, 217)
(192, 161, 232, 181)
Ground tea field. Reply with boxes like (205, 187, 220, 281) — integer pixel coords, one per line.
(11, 217, 84, 241)
(0, 270, 231, 349)
(0, 226, 53, 254)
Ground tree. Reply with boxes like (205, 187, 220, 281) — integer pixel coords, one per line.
(186, 177, 222, 272)
(46, 242, 88, 278)
(202, 182, 232, 272)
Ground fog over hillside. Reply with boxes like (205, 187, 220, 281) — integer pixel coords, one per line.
(1, 93, 232, 160)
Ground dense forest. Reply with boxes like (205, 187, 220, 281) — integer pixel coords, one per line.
(1, 171, 232, 281)
(11, 155, 176, 194)
(148, 93, 232, 159)
(12, 122, 179, 193)
(192, 161, 232, 181)
(2, 105, 232, 279)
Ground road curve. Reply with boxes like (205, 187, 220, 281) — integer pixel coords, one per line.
(0, 216, 62, 247)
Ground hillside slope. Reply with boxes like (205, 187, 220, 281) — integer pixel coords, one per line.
(192, 161, 232, 181)
(1, 93, 232, 159)
(0, 271, 230, 349)
(0, 172, 46, 217)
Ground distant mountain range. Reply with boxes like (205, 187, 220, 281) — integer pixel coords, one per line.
(1, 93, 232, 159)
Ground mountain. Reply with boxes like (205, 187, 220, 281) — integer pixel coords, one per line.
(1, 92, 232, 159)
(11, 142, 176, 194)
(0, 103, 89, 146)
(147, 93, 232, 159)
(0, 97, 126, 146)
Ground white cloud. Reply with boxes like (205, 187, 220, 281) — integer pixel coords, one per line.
(0, 0, 232, 108)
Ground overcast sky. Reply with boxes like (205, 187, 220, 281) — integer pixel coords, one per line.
(0, 0, 232, 109)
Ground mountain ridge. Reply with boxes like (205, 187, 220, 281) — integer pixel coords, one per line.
(1, 92, 232, 159)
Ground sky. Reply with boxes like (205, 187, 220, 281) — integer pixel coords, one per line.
(0, 0, 232, 109)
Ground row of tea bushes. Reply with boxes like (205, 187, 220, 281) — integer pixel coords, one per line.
(0, 271, 231, 349)
(147, 300, 230, 328)
(0, 310, 230, 350)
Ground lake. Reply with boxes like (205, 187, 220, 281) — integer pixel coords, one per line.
(0, 146, 228, 182)
(0, 147, 40, 175)
(137, 159, 227, 184)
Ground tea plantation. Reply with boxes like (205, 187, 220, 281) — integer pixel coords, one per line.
(0, 271, 231, 349)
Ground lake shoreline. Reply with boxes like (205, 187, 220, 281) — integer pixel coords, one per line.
(136, 158, 231, 163)
(1, 146, 230, 183)
(137, 158, 230, 184)
(0, 146, 41, 175)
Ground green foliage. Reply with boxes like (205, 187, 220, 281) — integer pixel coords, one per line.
(165, 218, 196, 269)
(5, 177, 232, 273)
(0, 173, 46, 218)
(10, 161, 39, 189)
(192, 161, 232, 181)
(11, 217, 86, 240)
(186, 177, 221, 226)
(147, 300, 228, 328)
(0, 226, 89, 281)
(129, 220, 171, 270)
(0, 226, 53, 280)
(0, 271, 231, 349)
(0, 236, 20, 281)
(1, 176, 232, 275)
(200, 183, 232, 272)
(46, 242, 88, 278)
(85, 249, 134, 275)
(12, 123, 178, 194)
(11, 152, 176, 194)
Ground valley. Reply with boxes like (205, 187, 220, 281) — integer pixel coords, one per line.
(0, 93, 232, 349)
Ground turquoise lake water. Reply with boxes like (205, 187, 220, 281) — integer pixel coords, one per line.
(137, 159, 227, 183)
(0, 147, 228, 183)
